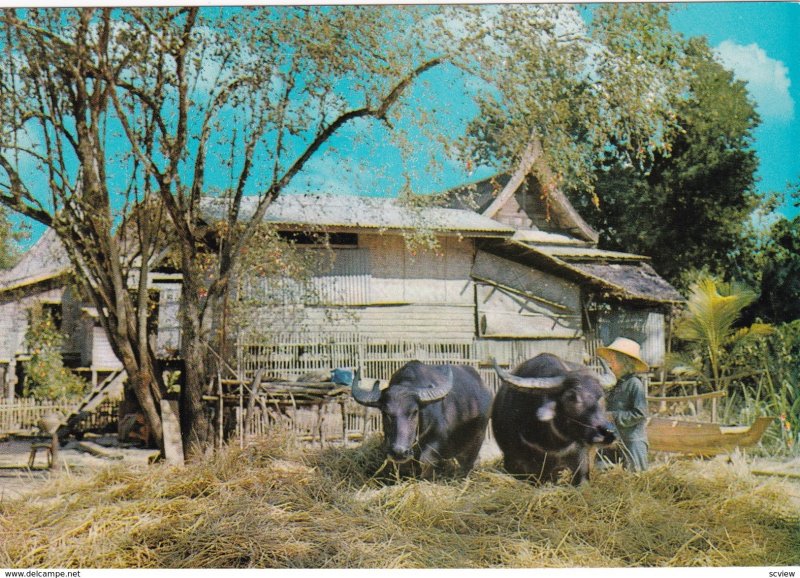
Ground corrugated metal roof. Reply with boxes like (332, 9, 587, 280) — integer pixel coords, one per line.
(511, 230, 591, 246)
(0, 228, 71, 290)
(530, 244, 649, 261)
(200, 195, 515, 236)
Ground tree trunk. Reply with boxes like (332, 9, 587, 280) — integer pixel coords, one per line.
(178, 272, 212, 458)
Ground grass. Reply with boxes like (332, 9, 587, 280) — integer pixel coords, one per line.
(1, 434, 798, 568)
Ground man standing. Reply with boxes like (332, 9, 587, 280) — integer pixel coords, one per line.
(597, 337, 650, 472)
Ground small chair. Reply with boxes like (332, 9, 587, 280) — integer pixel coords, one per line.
(28, 441, 53, 469)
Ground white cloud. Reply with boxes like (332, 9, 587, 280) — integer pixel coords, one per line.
(714, 40, 795, 121)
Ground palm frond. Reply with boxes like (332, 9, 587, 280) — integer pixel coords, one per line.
(675, 277, 757, 347)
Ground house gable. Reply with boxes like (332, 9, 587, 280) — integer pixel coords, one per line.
(445, 173, 598, 243)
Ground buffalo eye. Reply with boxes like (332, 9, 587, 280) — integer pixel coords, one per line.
(562, 389, 585, 411)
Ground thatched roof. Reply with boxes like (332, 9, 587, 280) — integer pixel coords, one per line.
(568, 261, 684, 304)
(444, 173, 599, 243)
(478, 238, 683, 306)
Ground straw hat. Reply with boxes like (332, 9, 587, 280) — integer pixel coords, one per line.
(597, 337, 649, 373)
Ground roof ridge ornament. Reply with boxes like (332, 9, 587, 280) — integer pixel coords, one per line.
(481, 136, 599, 245)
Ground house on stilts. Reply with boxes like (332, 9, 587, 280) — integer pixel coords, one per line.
(0, 170, 684, 443)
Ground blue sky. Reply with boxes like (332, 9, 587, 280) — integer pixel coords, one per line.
(668, 2, 800, 220)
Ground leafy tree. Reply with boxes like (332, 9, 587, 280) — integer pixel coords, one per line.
(0, 205, 27, 269)
(748, 187, 800, 324)
(0, 6, 690, 456)
(465, 4, 688, 210)
(569, 37, 762, 289)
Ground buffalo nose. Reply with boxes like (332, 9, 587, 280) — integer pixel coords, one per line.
(598, 425, 616, 444)
(388, 446, 413, 462)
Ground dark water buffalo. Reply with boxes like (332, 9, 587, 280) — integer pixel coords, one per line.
(491, 353, 617, 485)
(352, 361, 492, 478)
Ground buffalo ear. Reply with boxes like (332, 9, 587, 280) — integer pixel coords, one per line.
(351, 367, 382, 407)
(536, 399, 556, 421)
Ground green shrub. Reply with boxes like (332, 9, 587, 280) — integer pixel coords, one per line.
(722, 320, 800, 456)
(23, 305, 88, 401)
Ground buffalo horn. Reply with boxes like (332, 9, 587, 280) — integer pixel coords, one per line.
(416, 366, 455, 403)
(351, 367, 382, 407)
(491, 357, 566, 391)
(594, 357, 617, 388)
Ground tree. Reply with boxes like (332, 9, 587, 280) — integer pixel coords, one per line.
(23, 304, 88, 401)
(568, 37, 762, 289)
(670, 276, 772, 398)
(465, 4, 688, 207)
(751, 212, 800, 324)
(0, 205, 27, 269)
(0, 6, 690, 457)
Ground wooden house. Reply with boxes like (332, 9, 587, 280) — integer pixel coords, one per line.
(0, 229, 122, 401)
(1, 170, 682, 442)
(0, 229, 109, 399)
(192, 172, 683, 387)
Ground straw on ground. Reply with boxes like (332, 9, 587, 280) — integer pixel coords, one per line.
(1, 435, 798, 568)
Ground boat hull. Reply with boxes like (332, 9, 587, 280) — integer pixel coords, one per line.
(647, 416, 775, 456)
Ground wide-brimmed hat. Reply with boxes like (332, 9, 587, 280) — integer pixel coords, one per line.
(597, 337, 649, 373)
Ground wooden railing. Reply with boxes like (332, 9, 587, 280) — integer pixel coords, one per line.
(0, 399, 78, 435)
(0, 398, 121, 437)
(647, 380, 726, 421)
(238, 397, 382, 445)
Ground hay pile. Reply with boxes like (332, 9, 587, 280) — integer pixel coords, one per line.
(1, 435, 798, 568)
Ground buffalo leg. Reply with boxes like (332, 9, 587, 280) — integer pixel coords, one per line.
(418, 444, 444, 480)
(456, 432, 485, 476)
(567, 451, 590, 486)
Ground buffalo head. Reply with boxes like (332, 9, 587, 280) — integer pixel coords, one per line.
(352, 366, 454, 462)
(492, 358, 616, 447)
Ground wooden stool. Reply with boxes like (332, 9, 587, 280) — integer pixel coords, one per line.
(28, 442, 53, 469)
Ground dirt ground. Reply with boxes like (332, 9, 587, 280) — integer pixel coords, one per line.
(0, 436, 159, 501)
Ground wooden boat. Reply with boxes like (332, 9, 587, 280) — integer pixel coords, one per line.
(647, 416, 775, 456)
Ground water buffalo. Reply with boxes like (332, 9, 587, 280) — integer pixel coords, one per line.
(352, 360, 492, 478)
(491, 353, 617, 485)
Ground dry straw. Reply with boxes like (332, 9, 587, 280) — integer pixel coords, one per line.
(1, 434, 798, 568)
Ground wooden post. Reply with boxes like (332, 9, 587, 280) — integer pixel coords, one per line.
(693, 382, 700, 416)
(50, 432, 60, 471)
(217, 371, 224, 448)
(340, 401, 347, 446)
(245, 368, 264, 439)
(160, 399, 184, 466)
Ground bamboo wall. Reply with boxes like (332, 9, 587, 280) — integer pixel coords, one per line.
(237, 332, 475, 382)
(594, 308, 666, 368)
(155, 282, 182, 358)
